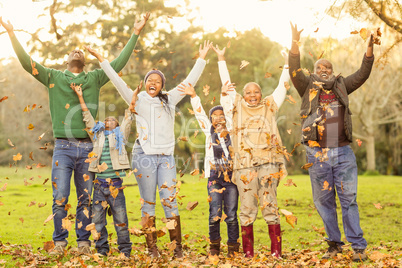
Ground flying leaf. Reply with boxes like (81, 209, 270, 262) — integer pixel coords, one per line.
(65, 103, 70, 109)
(264, 72, 272, 78)
(359, 28, 368, 41)
(211, 187, 226, 194)
(203, 84, 210, 96)
(322, 180, 331, 191)
(43, 213, 55, 225)
(280, 209, 297, 228)
(109, 185, 119, 199)
(0, 96, 8, 102)
(190, 169, 199, 176)
(7, 139, 14, 147)
(356, 139, 362, 147)
(284, 81, 290, 91)
(350, 30, 359, 34)
(98, 162, 108, 172)
(314, 27, 319, 33)
(186, 201, 199, 211)
(308, 140, 320, 147)
(227, 41, 231, 48)
(43, 241, 55, 252)
(373, 203, 382, 209)
(83, 174, 90, 181)
(37, 132, 45, 141)
(13, 153, 22, 162)
(301, 163, 314, 170)
(239, 60, 249, 70)
(309, 88, 318, 102)
(283, 179, 297, 187)
(28, 124, 34, 130)
(30, 57, 39, 75)
(188, 108, 195, 115)
(0, 183, 7, 192)
(61, 217, 72, 231)
(194, 130, 199, 138)
(286, 95, 296, 104)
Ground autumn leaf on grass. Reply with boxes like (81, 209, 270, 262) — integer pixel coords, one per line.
(356, 139, 362, 147)
(203, 84, 210, 96)
(43, 213, 55, 225)
(369, 251, 391, 261)
(301, 163, 314, 170)
(373, 203, 383, 209)
(13, 153, 22, 162)
(280, 209, 297, 228)
(98, 162, 108, 172)
(308, 140, 320, 147)
(239, 60, 249, 70)
(186, 201, 199, 211)
(283, 179, 297, 187)
(43, 241, 55, 252)
(264, 72, 272, 78)
(190, 169, 199, 176)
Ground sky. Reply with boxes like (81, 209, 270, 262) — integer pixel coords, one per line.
(0, 0, 367, 60)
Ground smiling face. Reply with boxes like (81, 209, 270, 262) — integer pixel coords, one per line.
(145, 73, 163, 98)
(104, 117, 119, 131)
(243, 82, 262, 106)
(314, 59, 334, 80)
(211, 109, 226, 131)
(67, 49, 85, 67)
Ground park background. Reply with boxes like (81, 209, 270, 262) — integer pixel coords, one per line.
(0, 0, 401, 266)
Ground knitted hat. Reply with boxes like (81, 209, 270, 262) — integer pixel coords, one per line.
(209, 105, 224, 121)
(144, 69, 166, 89)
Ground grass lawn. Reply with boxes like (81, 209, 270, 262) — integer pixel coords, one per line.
(0, 166, 401, 266)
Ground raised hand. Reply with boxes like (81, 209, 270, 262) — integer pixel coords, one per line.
(0, 17, 14, 33)
(84, 45, 104, 62)
(290, 22, 303, 54)
(199, 40, 212, 60)
(129, 81, 143, 113)
(366, 30, 375, 57)
(221, 80, 235, 96)
(71, 83, 83, 97)
(134, 12, 150, 35)
(211, 44, 226, 61)
(177, 82, 196, 98)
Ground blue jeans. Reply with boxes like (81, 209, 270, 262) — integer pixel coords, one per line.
(208, 177, 239, 244)
(305, 145, 367, 249)
(131, 142, 179, 218)
(51, 139, 94, 245)
(92, 183, 132, 256)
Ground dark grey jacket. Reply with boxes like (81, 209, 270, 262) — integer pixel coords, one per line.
(289, 52, 374, 144)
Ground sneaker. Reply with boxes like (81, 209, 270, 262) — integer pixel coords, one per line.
(78, 245, 92, 255)
(352, 249, 367, 262)
(49, 245, 66, 256)
(322, 242, 342, 259)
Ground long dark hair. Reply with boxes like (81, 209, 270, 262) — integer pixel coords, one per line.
(157, 91, 171, 115)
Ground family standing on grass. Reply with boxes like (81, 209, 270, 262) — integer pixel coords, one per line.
(0, 10, 377, 262)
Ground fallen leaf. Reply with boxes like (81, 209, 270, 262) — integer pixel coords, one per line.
(43, 241, 55, 252)
(373, 203, 382, 209)
(13, 153, 22, 162)
(356, 139, 362, 147)
(264, 72, 272, 78)
(186, 201, 199, 211)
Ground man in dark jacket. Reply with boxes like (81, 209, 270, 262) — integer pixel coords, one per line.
(289, 22, 376, 262)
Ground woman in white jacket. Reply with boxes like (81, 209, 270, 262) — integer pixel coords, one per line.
(88, 41, 212, 258)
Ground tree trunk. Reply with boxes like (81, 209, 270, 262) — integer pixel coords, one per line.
(366, 135, 376, 171)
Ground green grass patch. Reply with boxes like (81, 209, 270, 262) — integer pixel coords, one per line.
(0, 166, 401, 266)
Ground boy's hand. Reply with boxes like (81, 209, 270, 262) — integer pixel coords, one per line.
(177, 82, 196, 98)
(211, 44, 226, 61)
(129, 81, 143, 113)
(0, 17, 13, 33)
(134, 12, 150, 35)
(71, 83, 83, 97)
(84, 45, 104, 62)
(199, 40, 212, 60)
(221, 80, 235, 96)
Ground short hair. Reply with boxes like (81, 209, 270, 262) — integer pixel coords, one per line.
(242, 82, 261, 95)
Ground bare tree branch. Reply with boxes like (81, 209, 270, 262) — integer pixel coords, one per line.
(364, 0, 402, 34)
(50, 0, 62, 40)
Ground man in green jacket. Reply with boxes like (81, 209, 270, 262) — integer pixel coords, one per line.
(289, 22, 377, 262)
(0, 13, 149, 255)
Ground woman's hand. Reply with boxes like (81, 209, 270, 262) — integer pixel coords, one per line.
(129, 81, 143, 113)
(211, 44, 226, 61)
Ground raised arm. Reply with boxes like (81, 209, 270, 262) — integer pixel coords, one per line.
(0, 17, 50, 86)
(98, 13, 150, 86)
(343, 31, 375, 94)
(72, 83, 95, 140)
(289, 22, 309, 97)
(272, 51, 290, 108)
(167, 40, 211, 105)
(177, 83, 211, 135)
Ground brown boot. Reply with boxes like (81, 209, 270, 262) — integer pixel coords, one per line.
(227, 242, 240, 258)
(268, 224, 282, 258)
(167, 216, 183, 258)
(142, 216, 159, 258)
(209, 238, 221, 256)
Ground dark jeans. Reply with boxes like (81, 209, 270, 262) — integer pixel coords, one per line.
(305, 145, 367, 249)
(208, 179, 239, 244)
(51, 139, 94, 246)
(92, 183, 132, 256)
